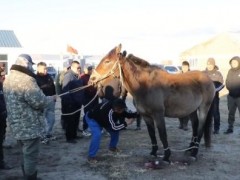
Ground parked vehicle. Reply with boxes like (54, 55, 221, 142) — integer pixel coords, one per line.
(164, 65, 181, 74)
(47, 66, 57, 79)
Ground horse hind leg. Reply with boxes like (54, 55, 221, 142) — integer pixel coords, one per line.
(188, 111, 199, 159)
(143, 115, 158, 157)
(189, 104, 212, 159)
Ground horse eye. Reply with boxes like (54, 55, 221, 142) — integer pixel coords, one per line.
(105, 60, 110, 64)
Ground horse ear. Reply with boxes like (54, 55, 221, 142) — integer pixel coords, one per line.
(116, 44, 122, 53)
(122, 50, 127, 57)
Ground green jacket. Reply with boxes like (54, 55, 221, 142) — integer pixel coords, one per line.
(3, 65, 53, 140)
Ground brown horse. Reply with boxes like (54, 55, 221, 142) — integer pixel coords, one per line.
(90, 44, 215, 162)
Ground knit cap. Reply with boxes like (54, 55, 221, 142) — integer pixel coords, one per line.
(207, 58, 215, 66)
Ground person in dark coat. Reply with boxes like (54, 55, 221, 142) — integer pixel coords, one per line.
(36, 62, 56, 141)
(0, 67, 10, 170)
(205, 58, 224, 134)
(225, 56, 240, 134)
(61, 61, 84, 143)
(80, 65, 99, 137)
(178, 61, 191, 130)
(55, 60, 72, 130)
(85, 98, 137, 163)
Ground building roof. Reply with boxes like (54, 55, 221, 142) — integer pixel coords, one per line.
(0, 30, 22, 48)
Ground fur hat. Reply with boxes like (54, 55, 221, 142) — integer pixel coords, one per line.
(207, 58, 215, 66)
(229, 56, 240, 64)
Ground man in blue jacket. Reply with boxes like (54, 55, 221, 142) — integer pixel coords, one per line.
(61, 61, 84, 143)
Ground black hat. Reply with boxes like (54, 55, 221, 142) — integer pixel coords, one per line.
(112, 98, 127, 109)
(87, 65, 93, 71)
(18, 54, 35, 64)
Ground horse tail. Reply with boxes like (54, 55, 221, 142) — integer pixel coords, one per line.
(204, 103, 213, 147)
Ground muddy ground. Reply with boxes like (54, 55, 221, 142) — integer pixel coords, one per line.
(1, 95, 240, 180)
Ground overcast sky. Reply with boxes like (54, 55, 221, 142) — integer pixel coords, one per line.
(1, 0, 240, 63)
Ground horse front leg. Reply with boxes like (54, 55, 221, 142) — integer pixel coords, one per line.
(189, 111, 198, 154)
(154, 114, 171, 163)
(142, 115, 158, 156)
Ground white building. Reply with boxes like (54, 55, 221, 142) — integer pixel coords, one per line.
(0, 30, 23, 74)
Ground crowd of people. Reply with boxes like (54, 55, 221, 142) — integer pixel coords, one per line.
(1, 54, 240, 179)
(0, 54, 139, 179)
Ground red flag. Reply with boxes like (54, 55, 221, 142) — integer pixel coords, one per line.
(67, 45, 78, 55)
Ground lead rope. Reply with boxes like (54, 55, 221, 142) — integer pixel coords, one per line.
(61, 89, 101, 116)
(58, 84, 92, 97)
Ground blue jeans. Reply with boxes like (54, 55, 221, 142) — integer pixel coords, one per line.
(86, 113, 119, 158)
(44, 101, 55, 136)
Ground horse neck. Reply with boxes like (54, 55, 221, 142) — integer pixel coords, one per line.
(121, 63, 141, 96)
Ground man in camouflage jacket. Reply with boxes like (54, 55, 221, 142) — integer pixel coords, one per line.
(3, 54, 55, 179)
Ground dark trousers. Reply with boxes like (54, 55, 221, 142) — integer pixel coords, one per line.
(212, 94, 220, 131)
(0, 117, 6, 165)
(63, 108, 80, 141)
(227, 95, 240, 130)
(136, 115, 141, 128)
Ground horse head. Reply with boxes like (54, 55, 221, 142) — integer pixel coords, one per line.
(89, 44, 127, 87)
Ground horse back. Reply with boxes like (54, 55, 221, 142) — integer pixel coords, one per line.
(133, 70, 215, 117)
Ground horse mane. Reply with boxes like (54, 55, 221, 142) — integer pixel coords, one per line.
(126, 54, 164, 71)
(126, 54, 151, 68)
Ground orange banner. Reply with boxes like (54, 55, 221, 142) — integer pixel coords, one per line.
(67, 45, 78, 55)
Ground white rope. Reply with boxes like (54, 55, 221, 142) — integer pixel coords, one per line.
(61, 89, 101, 116)
(58, 84, 92, 97)
(170, 146, 199, 152)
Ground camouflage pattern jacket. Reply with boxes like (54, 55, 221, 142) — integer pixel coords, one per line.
(3, 65, 53, 140)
